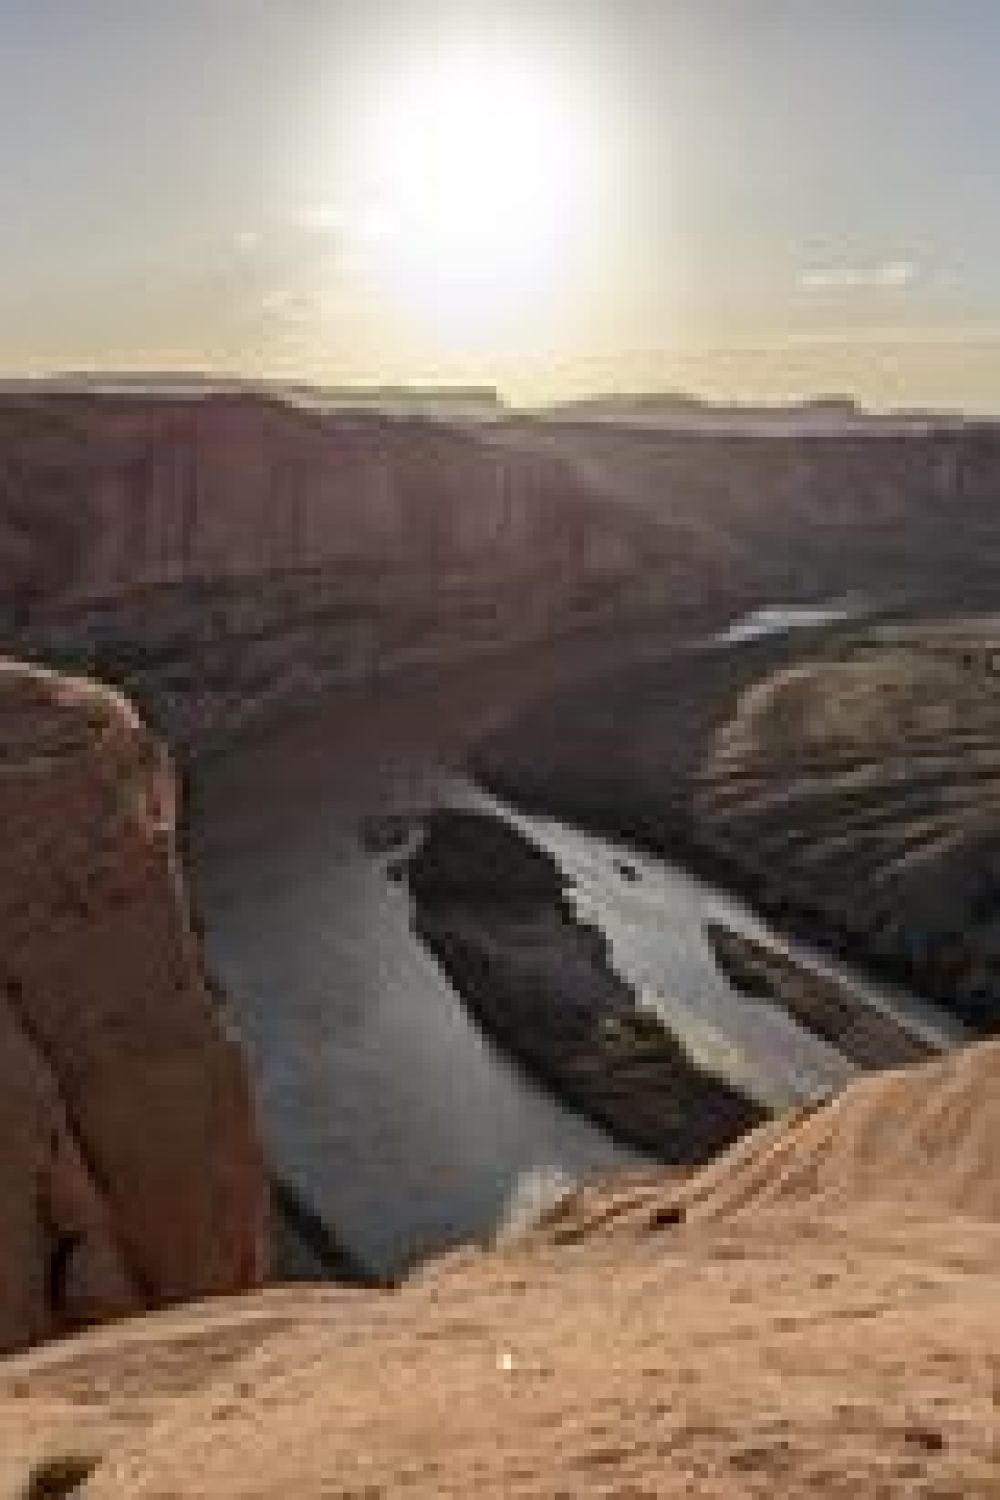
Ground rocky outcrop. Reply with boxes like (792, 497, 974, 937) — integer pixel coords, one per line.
(406, 808, 764, 1159)
(678, 621, 1000, 1032)
(0, 661, 267, 1355)
(703, 922, 936, 1070)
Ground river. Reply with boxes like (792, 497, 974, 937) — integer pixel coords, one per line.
(187, 616, 963, 1281)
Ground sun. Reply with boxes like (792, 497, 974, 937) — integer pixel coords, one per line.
(353, 42, 599, 343)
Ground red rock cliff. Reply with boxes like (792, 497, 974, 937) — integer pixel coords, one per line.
(0, 395, 653, 616)
(0, 660, 267, 1355)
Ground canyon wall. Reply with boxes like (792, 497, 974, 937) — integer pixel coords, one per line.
(0, 394, 672, 745)
(0, 394, 654, 613)
(5, 392, 1000, 749)
(521, 416, 1000, 605)
(0, 660, 267, 1355)
(6, 395, 1000, 625)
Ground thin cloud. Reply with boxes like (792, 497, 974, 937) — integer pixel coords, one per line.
(799, 260, 920, 292)
(232, 229, 262, 254)
(221, 207, 385, 345)
(278, 203, 393, 252)
(230, 202, 390, 265)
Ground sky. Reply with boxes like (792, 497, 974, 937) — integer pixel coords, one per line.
(3, 0, 1000, 408)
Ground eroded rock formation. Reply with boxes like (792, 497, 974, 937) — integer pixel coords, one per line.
(0, 661, 267, 1355)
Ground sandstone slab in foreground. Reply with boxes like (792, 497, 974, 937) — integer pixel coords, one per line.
(5, 1024, 1000, 1495)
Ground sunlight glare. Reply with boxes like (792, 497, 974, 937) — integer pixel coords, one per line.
(354, 42, 600, 342)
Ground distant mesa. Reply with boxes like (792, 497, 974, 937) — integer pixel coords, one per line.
(545, 389, 872, 425)
(0, 372, 505, 418)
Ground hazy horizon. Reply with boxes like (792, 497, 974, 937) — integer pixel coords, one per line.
(4, 1, 1000, 411)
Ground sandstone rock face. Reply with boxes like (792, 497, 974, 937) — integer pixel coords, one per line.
(10, 393, 1000, 759)
(0, 395, 655, 612)
(0, 394, 675, 748)
(506, 416, 1000, 655)
(533, 1034, 1000, 1242)
(0, 661, 267, 1355)
(677, 1033, 1000, 1228)
(6, 395, 1000, 648)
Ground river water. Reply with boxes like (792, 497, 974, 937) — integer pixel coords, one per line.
(714, 600, 860, 646)
(190, 789, 637, 1279)
(188, 613, 963, 1280)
